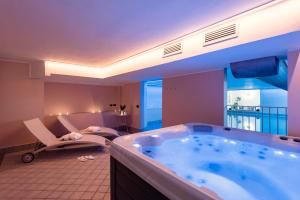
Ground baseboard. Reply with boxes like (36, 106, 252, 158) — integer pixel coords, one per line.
(0, 143, 36, 165)
(0, 150, 4, 166)
(116, 126, 141, 134)
(128, 127, 141, 133)
(0, 143, 36, 155)
(0, 128, 141, 166)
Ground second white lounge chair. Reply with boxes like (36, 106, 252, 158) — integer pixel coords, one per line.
(22, 118, 111, 163)
(57, 115, 120, 138)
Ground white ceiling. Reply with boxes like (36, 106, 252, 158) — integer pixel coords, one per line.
(0, 0, 272, 67)
(45, 31, 300, 85)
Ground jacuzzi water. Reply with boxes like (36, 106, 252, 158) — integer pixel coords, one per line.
(140, 134, 300, 200)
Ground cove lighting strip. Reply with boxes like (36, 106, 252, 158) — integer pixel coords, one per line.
(45, 0, 297, 79)
(45, 61, 103, 78)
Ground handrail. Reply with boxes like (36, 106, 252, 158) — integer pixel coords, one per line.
(226, 105, 288, 109)
(225, 105, 288, 135)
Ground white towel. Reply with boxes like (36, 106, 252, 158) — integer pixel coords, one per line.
(60, 132, 83, 141)
(86, 126, 101, 132)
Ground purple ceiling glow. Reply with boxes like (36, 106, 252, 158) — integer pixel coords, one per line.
(0, 0, 272, 67)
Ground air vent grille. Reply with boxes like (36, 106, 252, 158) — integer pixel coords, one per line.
(204, 24, 237, 46)
(163, 43, 182, 57)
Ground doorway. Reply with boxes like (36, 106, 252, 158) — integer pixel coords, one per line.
(142, 80, 162, 131)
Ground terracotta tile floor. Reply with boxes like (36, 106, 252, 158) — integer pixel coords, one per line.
(0, 147, 111, 200)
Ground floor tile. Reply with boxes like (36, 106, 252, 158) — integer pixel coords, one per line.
(81, 191, 95, 200)
(0, 148, 111, 200)
(92, 192, 106, 200)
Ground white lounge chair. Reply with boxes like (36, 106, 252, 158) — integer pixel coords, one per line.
(22, 118, 111, 163)
(57, 115, 120, 138)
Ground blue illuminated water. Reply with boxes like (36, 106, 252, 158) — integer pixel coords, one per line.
(141, 134, 299, 200)
(227, 112, 287, 135)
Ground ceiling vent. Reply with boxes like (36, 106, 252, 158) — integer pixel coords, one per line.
(163, 43, 182, 58)
(204, 24, 238, 46)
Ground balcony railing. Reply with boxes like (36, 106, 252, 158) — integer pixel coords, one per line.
(225, 105, 288, 135)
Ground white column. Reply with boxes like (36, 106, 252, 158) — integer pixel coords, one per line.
(288, 50, 300, 137)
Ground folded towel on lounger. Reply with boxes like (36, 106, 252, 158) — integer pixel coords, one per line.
(85, 126, 102, 132)
(60, 132, 83, 141)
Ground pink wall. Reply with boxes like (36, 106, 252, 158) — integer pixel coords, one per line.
(288, 50, 300, 137)
(1, 61, 224, 148)
(121, 82, 141, 129)
(163, 70, 224, 127)
(0, 60, 44, 148)
(44, 82, 120, 115)
(0, 63, 122, 148)
(3, 51, 300, 149)
(44, 83, 121, 136)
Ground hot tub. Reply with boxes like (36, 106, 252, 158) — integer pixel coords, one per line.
(110, 123, 300, 200)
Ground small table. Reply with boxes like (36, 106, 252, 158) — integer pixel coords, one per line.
(115, 113, 129, 132)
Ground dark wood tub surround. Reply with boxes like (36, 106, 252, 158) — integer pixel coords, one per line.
(110, 156, 169, 200)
